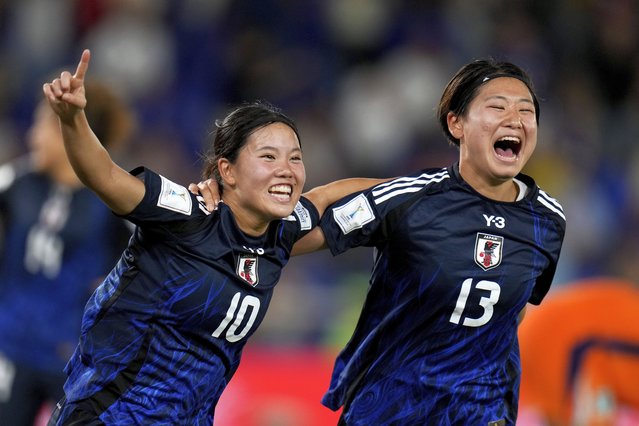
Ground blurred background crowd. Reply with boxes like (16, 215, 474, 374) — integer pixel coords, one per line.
(1, 0, 638, 424)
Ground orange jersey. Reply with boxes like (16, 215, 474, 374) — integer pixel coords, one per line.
(518, 278, 639, 425)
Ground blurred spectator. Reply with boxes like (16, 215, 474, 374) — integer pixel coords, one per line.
(0, 80, 135, 426)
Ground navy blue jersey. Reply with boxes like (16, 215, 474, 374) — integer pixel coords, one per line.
(319, 163, 565, 425)
(58, 167, 319, 425)
(0, 159, 131, 373)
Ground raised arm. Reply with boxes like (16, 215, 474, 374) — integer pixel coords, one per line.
(42, 49, 144, 215)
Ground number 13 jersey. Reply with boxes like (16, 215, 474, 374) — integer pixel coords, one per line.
(319, 163, 565, 425)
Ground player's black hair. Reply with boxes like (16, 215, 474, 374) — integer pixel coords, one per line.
(202, 101, 301, 189)
(437, 59, 540, 147)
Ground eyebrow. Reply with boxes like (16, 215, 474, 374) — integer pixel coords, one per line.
(485, 95, 535, 105)
(255, 145, 302, 153)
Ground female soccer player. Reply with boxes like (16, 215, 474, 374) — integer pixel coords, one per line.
(0, 80, 133, 426)
(42, 50, 382, 425)
(294, 59, 566, 424)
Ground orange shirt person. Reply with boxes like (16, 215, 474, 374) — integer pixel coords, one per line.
(518, 277, 639, 425)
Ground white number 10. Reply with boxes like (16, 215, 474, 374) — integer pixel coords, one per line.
(449, 279, 501, 327)
(212, 292, 261, 342)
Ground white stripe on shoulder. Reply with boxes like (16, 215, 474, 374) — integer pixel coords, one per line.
(537, 190, 566, 221)
(0, 163, 16, 192)
(373, 169, 449, 205)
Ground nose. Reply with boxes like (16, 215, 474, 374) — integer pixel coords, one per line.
(505, 109, 523, 129)
(275, 160, 294, 177)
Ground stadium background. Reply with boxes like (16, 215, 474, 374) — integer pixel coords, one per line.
(1, 0, 638, 424)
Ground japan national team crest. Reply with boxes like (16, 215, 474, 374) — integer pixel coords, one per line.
(237, 255, 259, 286)
(474, 233, 503, 271)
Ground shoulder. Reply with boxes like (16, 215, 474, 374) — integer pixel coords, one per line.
(535, 188, 565, 219)
(0, 157, 33, 193)
(281, 196, 319, 232)
(367, 167, 450, 207)
(126, 167, 210, 225)
(516, 172, 566, 226)
(532, 186, 566, 230)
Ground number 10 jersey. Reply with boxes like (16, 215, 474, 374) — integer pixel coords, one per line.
(59, 167, 318, 425)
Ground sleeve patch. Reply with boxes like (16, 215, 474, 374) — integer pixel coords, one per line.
(332, 193, 375, 235)
(293, 202, 312, 230)
(157, 175, 192, 215)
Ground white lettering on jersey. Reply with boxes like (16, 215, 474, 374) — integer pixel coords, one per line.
(332, 194, 375, 235)
(24, 185, 70, 278)
(212, 292, 261, 343)
(450, 278, 501, 327)
(157, 175, 192, 215)
(483, 214, 506, 228)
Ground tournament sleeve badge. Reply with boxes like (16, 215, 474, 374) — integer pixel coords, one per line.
(475, 233, 503, 271)
(157, 174, 193, 215)
(332, 194, 375, 235)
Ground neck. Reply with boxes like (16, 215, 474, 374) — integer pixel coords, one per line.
(458, 164, 519, 202)
(223, 198, 269, 237)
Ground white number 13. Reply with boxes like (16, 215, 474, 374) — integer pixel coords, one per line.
(449, 279, 501, 327)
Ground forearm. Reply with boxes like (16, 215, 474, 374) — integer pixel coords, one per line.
(60, 112, 112, 189)
(293, 177, 389, 256)
(59, 112, 143, 215)
(304, 177, 389, 216)
(292, 227, 328, 256)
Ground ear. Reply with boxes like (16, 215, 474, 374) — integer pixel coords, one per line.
(218, 158, 236, 187)
(447, 111, 464, 140)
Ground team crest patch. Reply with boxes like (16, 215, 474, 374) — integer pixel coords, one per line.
(333, 194, 375, 235)
(157, 175, 192, 215)
(237, 255, 259, 286)
(474, 233, 503, 271)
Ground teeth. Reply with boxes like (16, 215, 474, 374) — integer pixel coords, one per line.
(498, 136, 520, 143)
(269, 185, 291, 194)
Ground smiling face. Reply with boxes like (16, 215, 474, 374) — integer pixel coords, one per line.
(219, 122, 305, 235)
(448, 77, 538, 200)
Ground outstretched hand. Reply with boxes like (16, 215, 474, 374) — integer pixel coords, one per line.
(188, 179, 221, 212)
(42, 49, 90, 123)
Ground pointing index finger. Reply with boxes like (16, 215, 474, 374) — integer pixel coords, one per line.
(74, 49, 91, 80)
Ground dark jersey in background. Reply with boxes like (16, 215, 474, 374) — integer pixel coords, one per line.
(0, 158, 131, 374)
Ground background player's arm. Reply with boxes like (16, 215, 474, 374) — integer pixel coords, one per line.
(43, 49, 144, 215)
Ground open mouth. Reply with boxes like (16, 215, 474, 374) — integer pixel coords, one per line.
(494, 136, 521, 159)
(268, 184, 293, 201)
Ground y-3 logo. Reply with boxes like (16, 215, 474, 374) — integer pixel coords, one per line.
(483, 214, 505, 228)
